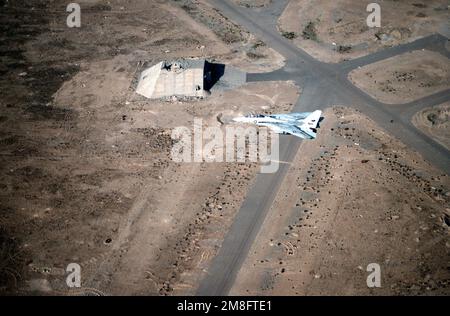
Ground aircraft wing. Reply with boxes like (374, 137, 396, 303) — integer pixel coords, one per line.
(269, 113, 311, 121)
(257, 122, 285, 134)
(287, 125, 316, 139)
(259, 122, 315, 139)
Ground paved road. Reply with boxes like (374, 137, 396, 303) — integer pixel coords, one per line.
(197, 0, 450, 296)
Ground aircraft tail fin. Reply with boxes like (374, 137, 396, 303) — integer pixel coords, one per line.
(300, 110, 322, 139)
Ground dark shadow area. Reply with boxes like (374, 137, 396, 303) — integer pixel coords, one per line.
(0, 227, 26, 295)
(318, 116, 325, 128)
(204, 61, 225, 91)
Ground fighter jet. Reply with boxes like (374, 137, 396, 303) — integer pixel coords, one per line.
(233, 110, 322, 139)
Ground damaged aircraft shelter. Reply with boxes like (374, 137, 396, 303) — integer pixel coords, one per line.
(136, 58, 246, 99)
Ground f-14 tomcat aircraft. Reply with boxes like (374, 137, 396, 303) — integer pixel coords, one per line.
(233, 110, 322, 139)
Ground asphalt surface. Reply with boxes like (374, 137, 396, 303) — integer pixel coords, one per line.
(196, 0, 450, 296)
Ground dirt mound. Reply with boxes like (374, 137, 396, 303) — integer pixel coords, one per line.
(413, 103, 450, 150)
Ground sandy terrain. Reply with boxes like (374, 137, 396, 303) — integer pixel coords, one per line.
(278, 0, 450, 63)
(171, 0, 285, 73)
(1, 0, 449, 297)
(349, 50, 450, 104)
(231, 106, 450, 295)
(233, 0, 272, 8)
(0, 0, 295, 295)
(413, 102, 450, 150)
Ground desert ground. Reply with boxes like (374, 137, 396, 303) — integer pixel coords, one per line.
(233, 0, 271, 8)
(413, 103, 450, 150)
(0, 0, 291, 295)
(232, 106, 450, 295)
(0, 0, 449, 296)
(349, 50, 450, 104)
(278, 0, 450, 62)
